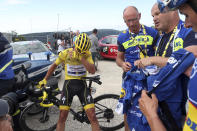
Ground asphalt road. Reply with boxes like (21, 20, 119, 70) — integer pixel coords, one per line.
(57, 59, 125, 131)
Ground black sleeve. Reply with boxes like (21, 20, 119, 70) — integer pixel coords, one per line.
(183, 31, 197, 48)
(117, 41, 125, 52)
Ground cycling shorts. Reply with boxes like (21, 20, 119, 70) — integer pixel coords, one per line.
(59, 79, 94, 111)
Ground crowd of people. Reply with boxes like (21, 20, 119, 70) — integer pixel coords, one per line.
(1, 0, 197, 131)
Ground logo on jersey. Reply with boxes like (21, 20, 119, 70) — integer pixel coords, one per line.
(120, 88, 126, 98)
(168, 57, 177, 64)
(185, 117, 197, 131)
(61, 96, 66, 104)
(190, 59, 197, 79)
(87, 95, 91, 102)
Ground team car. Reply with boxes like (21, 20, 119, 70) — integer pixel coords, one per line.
(98, 35, 118, 59)
(11, 40, 62, 81)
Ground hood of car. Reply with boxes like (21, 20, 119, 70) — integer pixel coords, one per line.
(27, 60, 52, 81)
(12, 52, 58, 81)
(13, 52, 57, 61)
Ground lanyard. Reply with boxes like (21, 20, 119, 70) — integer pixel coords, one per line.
(129, 24, 148, 57)
(156, 26, 177, 57)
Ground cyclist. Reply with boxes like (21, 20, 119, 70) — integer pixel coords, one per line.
(115, 6, 159, 131)
(0, 32, 15, 97)
(39, 33, 100, 131)
(138, 0, 197, 131)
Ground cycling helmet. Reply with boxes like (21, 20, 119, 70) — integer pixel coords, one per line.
(158, 0, 197, 13)
(75, 33, 91, 54)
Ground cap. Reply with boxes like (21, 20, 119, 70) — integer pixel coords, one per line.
(157, 0, 188, 12)
(0, 99, 9, 116)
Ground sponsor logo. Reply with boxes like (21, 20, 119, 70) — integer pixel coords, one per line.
(103, 47, 108, 52)
(134, 85, 142, 91)
(190, 59, 197, 79)
(62, 96, 66, 104)
(186, 117, 197, 131)
(129, 110, 142, 117)
(110, 48, 118, 53)
(87, 95, 91, 102)
(153, 80, 160, 87)
(168, 57, 177, 64)
(129, 49, 140, 55)
(120, 88, 126, 98)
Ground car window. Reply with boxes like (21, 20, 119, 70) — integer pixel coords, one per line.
(101, 36, 117, 45)
(111, 37, 118, 45)
(12, 41, 49, 55)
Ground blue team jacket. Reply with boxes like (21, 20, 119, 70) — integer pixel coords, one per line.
(122, 49, 195, 130)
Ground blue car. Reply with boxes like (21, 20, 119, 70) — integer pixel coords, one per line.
(11, 40, 62, 81)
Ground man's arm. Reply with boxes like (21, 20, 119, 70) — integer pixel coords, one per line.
(139, 90, 166, 131)
(116, 51, 131, 72)
(183, 46, 197, 77)
(81, 56, 95, 74)
(134, 56, 168, 68)
(135, 45, 197, 69)
(44, 63, 58, 80)
(116, 51, 125, 67)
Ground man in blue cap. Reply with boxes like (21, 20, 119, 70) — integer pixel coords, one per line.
(0, 99, 13, 131)
(138, 0, 197, 131)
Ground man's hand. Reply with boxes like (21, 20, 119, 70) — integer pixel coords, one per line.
(38, 79, 47, 88)
(138, 90, 158, 119)
(134, 57, 152, 69)
(0, 115, 13, 131)
(122, 62, 132, 72)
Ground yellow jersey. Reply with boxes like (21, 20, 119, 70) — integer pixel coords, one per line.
(55, 48, 94, 80)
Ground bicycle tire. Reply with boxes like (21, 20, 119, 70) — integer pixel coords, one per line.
(94, 55, 99, 71)
(19, 102, 59, 131)
(94, 94, 124, 131)
(27, 103, 44, 115)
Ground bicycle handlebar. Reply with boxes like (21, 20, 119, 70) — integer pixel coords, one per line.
(36, 85, 54, 107)
(82, 75, 102, 85)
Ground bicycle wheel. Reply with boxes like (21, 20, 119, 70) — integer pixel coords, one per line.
(94, 94, 124, 131)
(19, 102, 59, 131)
(94, 55, 99, 71)
(27, 103, 44, 115)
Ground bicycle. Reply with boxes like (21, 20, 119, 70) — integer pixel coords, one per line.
(1, 62, 51, 131)
(19, 75, 124, 131)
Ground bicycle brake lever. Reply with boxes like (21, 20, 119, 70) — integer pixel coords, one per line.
(95, 80, 102, 85)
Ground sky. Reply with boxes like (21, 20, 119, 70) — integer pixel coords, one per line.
(0, 0, 160, 34)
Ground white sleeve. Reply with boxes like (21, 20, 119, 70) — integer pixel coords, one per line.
(57, 39, 61, 45)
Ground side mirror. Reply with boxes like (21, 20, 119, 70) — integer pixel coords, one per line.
(45, 51, 52, 61)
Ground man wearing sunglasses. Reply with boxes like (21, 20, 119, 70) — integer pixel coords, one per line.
(138, 0, 197, 131)
(39, 33, 100, 131)
(116, 6, 159, 131)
